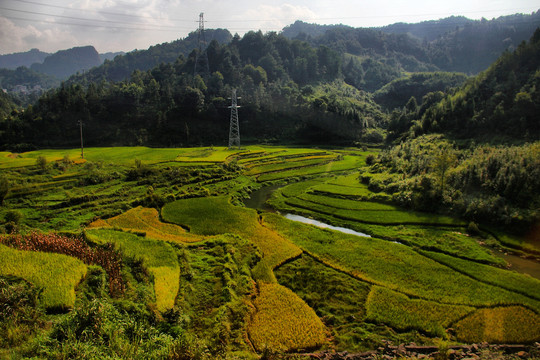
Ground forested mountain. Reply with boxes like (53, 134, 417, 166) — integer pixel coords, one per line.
(0, 48, 50, 69)
(0, 31, 385, 149)
(30, 46, 102, 80)
(379, 16, 473, 41)
(69, 29, 233, 83)
(374, 72, 469, 110)
(285, 12, 540, 77)
(388, 29, 540, 141)
(1, 14, 539, 150)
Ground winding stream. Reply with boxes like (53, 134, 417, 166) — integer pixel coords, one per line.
(284, 214, 371, 237)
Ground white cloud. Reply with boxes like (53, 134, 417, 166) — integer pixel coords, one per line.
(237, 3, 317, 32)
(1, 0, 538, 55)
(0, 17, 77, 54)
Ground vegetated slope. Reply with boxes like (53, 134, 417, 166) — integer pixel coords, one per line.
(0, 67, 60, 92)
(69, 29, 233, 83)
(30, 46, 102, 80)
(373, 72, 468, 110)
(422, 29, 540, 140)
(0, 31, 385, 148)
(0, 90, 18, 120)
(0, 146, 539, 358)
(287, 12, 540, 76)
(387, 29, 540, 141)
(364, 135, 540, 237)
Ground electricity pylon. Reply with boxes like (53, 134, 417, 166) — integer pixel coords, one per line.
(228, 89, 241, 149)
(194, 12, 210, 77)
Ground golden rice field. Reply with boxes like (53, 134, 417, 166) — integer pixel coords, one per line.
(454, 306, 540, 343)
(248, 282, 327, 352)
(162, 196, 302, 269)
(365, 286, 474, 337)
(0, 244, 87, 310)
(88, 206, 202, 243)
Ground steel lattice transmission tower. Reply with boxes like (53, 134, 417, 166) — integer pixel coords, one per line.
(194, 12, 210, 77)
(228, 89, 241, 149)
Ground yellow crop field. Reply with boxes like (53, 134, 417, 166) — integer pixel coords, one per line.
(454, 306, 540, 343)
(89, 206, 202, 243)
(162, 197, 302, 270)
(0, 244, 87, 310)
(248, 282, 327, 352)
(365, 286, 474, 337)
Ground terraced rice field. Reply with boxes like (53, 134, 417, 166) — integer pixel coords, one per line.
(85, 229, 180, 312)
(0, 244, 87, 310)
(88, 206, 201, 243)
(248, 282, 327, 352)
(2, 145, 538, 355)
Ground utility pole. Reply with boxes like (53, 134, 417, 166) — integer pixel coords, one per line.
(78, 120, 84, 159)
(228, 89, 241, 149)
(194, 12, 210, 77)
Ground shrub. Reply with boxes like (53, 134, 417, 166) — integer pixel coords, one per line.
(0, 176, 9, 205)
(35, 156, 47, 172)
(0, 276, 44, 347)
(467, 221, 480, 236)
(365, 154, 376, 165)
(4, 210, 22, 224)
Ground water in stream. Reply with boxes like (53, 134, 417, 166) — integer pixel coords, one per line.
(284, 214, 371, 238)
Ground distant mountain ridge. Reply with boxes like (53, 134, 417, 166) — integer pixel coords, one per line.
(0, 47, 125, 78)
(0, 49, 50, 69)
(70, 28, 233, 83)
(30, 46, 101, 79)
(282, 12, 540, 75)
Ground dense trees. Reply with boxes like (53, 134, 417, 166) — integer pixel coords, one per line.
(0, 31, 382, 148)
(369, 135, 540, 229)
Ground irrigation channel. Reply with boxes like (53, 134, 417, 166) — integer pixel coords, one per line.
(243, 184, 540, 279)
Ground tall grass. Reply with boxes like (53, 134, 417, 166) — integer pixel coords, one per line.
(86, 229, 180, 312)
(1, 232, 124, 296)
(257, 155, 365, 182)
(0, 244, 87, 310)
(421, 250, 540, 300)
(274, 255, 372, 352)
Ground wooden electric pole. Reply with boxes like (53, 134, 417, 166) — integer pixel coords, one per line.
(78, 120, 84, 159)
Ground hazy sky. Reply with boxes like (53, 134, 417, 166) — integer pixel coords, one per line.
(1, 0, 539, 54)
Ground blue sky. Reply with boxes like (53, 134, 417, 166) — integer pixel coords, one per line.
(0, 0, 538, 54)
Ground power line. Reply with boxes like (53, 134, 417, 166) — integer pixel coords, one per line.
(1, 15, 190, 32)
(7, 0, 538, 25)
(1, 3, 537, 33)
(0, 6, 182, 28)
(10, 0, 195, 22)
